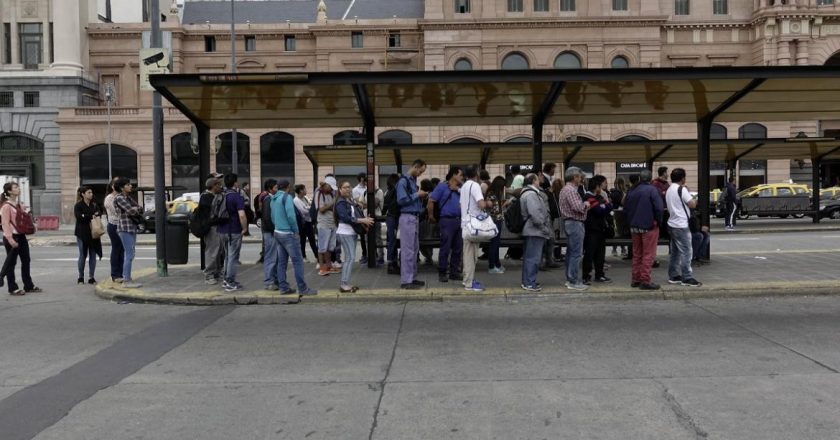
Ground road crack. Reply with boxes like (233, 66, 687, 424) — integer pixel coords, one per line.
(654, 379, 708, 439)
(368, 302, 407, 440)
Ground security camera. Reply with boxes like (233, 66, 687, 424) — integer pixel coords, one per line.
(143, 52, 165, 66)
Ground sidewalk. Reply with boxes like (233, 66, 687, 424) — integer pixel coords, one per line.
(95, 247, 840, 305)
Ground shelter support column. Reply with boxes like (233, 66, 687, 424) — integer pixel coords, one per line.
(532, 123, 543, 173)
(198, 124, 210, 270)
(697, 119, 712, 233)
(151, 0, 167, 277)
(812, 159, 821, 224)
(365, 124, 377, 269)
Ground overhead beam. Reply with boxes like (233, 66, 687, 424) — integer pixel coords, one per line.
(705, 78, 766, 121)
(352, 83, 376, 129)
(733, 142, 765, 162)
(816, 145, 840, 162)
(564, 145, 582, 166)
(480, 147, 491, 170)
(532, 81, 565, 127)
(647, 143, 674, 169)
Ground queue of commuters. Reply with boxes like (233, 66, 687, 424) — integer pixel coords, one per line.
(57, 161, 709, 298)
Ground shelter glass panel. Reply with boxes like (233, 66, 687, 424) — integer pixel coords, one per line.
(170, 132, 199, 197)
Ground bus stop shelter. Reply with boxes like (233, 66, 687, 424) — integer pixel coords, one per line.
(151, 66, 840, 267)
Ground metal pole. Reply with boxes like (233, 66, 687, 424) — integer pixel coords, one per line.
(230, 0, 238, 175)
(532, 123, 543, 173)
(697, 118, 712, 235)
(151, 0, 167, 276)
(106, 84, 113, 182)
(365, 123, 376, 269)
(812, 159, 821, 224)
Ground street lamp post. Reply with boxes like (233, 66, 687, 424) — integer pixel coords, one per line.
(230, 0, 238, 175)
(105, 84, 114, 182)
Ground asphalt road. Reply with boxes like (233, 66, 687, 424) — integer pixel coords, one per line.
(0, 231, 837, 439)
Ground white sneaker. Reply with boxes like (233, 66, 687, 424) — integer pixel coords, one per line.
(332, 262, 342, 269)
(565, 281, 588, 291)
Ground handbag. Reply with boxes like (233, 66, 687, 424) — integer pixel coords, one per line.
(351, 204, 369, 236)
(463, 182, 498, 242)
(90, 216, 106, 239)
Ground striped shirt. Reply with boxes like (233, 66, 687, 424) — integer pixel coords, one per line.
(558, 183, 587, 222)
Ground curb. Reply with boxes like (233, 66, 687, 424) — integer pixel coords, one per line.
(95, 280, 840, 306)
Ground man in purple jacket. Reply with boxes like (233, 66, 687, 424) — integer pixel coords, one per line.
(624, 169, 664, 290)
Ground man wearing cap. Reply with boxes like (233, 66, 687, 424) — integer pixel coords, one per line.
(315, 174, 340, 277)
(271, 180, 317, 296)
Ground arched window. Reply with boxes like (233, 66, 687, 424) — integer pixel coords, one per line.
(501, 52, 529, 70)
(378, 130, 412, 146)
(171, 132, 199, 197)
(215, 132, 250, 179)
(260, 132, 295, 183)
(738, 123, 767, 140)
(79, 143, 137, 202)
(617, 135, 649, 142)
(0, 133, 45, 188)
(554, 52, 582, 69)
(333, 130, 365, 146)
(610, 55, 629, 69)
(454, 58, 473, 71)
(506, 136, 532, 144)
(450, 137, 483, 144)
(711, 123, 727, 140)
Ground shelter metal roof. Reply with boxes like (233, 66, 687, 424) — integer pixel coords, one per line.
(302, 138, 840, 168)
(151, 66, 840, 130)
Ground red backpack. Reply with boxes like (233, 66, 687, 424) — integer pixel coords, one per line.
(4, 202, 35, 235)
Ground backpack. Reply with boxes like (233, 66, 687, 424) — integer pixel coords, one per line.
(260, 193, 274, 232)
(383, 179, 405, 218)
(188, 194, 213, 238)
(211, 190, 231, 224)
(504, 188, 536, 234)
(3, 202, 35, 235)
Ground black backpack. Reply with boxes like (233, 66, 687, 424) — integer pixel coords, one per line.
(383, 182, 403, 218)
(188, 200, 211, 238)
(211, 190, 231, 224)
(544, 188, 560, 220)
(504, 188, 536, 234)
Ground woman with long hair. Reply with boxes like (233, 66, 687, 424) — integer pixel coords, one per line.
(112, 177, 144, 288)
(74, 186, 103, 284)
(335, 181, 373, 293)
(103, 177, 125, 282)
(486, 176, 508, 273)
(609, 177, 628, 257)
(0, 182, 40, 295)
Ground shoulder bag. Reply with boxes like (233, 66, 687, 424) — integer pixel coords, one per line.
(463, 181, 498, 243)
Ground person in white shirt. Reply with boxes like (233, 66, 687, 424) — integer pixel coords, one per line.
(352, 173, 372, 265)
(293, 184, 318, 261)
(460, 166, 492, 292)
(665, 168, 702, 287)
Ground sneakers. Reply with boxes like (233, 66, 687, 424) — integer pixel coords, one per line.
(438, 273, 449, 283)
(565, 281, 589, 291)
(328, 267, 341, 274)
(299, 288, 318, 296)
(265, 284, 279, 291)
(121, 281, 143, 289)
(412, 280, 425, 287)
(639, 282, 661, 290)
(280, 288, 297, 295)
(631, 281, 641, 288)
(488, 267, 505, 274)
(401, 282, 423, 290)
(681, 278, 702, 287)
(360, 257, 369, 265)
(465, 280, 485, 292)
(521, 284, 542, 292)
(725, 225, 735, 231)
(332, 262, 342, 269)
(205, 278, 218, 285)
(667, 277, 683, 285)
(318, 269, 331, 277)
(222, 281, 243, 292)
(594, 276, 612, 283)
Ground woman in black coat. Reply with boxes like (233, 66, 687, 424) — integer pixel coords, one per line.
(74, 186, 103, 284)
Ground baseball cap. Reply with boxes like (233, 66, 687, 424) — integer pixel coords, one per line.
(325, 175, 338, 191)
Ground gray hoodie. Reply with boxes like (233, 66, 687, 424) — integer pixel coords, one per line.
(520, 185, 552, 239)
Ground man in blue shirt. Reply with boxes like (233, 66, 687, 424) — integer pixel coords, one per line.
(271, 180, 317, 296)
(428, 167, 463, 283)
(217, 174, 248, 292)
(396, 159, 428, 290)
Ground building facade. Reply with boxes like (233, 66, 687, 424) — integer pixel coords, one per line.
(53, 0, 840, 222)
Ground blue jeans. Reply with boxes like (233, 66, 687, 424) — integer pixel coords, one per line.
(668, 227, 693, 280)
(522, 236, 545, 288)
(692, 231, 710, 261)
(107, 223, 124, 280)
(386, 216, 398, 263)
(77, 238, 96, 279)
(118, 231, 136, 282)
(338, 233, 356, 286)
(275, 232, 309, 292)
(399, 214, 419, 284)
(262, 231, 278, 287)
(221, 233, 242, 283)
(437, 217, 462, 275)
(488, 219, 502, 269)
(563, 220, 585, 284)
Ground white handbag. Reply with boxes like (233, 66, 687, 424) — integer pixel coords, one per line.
(464, 183, 498, 242)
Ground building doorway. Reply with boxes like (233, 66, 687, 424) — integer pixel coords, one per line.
(79, 144, 137, 205)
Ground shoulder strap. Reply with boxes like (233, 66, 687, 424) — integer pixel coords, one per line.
(677, 186, 691, 219)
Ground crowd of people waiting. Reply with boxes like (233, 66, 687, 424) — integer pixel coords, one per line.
(64, 162, 712, 296)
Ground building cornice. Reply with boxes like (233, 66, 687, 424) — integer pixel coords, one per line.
(419, 16, 670, 30)
(662, 22, 752, 29)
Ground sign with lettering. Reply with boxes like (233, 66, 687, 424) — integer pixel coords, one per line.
(616, 162, 648, 172)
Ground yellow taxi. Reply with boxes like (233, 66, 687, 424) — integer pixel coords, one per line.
(820, 187, 840, 200)
(167, 199, 198, 215)
(737, 183, 810, 198)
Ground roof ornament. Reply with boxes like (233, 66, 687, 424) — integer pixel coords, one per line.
(317, 0, 328, 23)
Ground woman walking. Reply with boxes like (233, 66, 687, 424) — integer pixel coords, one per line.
(74, 186, 103, 284)
(113, 177, 143, 288)
(103, 177, 125, 282)
(335, 181, 374, 293)
(486, 176, 508, 274)
(0, 182, 41, 295)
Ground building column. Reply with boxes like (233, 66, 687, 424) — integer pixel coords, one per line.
(10, 1, 19, 65)
(777, 40, 791, 66)
(49, 0, 83, 74)
(795, 39, 809, 66)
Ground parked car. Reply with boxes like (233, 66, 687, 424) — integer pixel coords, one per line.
(819, 196, 840, 220)
(820, 187, 840, 200)
(719, 183, 812, 219)
(139, 200, 198, 234)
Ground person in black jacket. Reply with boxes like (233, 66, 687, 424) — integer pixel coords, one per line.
(260, 179, 280, 290)
(74, 186, 102, 285)
(200, 178, 224, 284)
(582, 176, 613, 284)
(724, 176, 738, 230)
